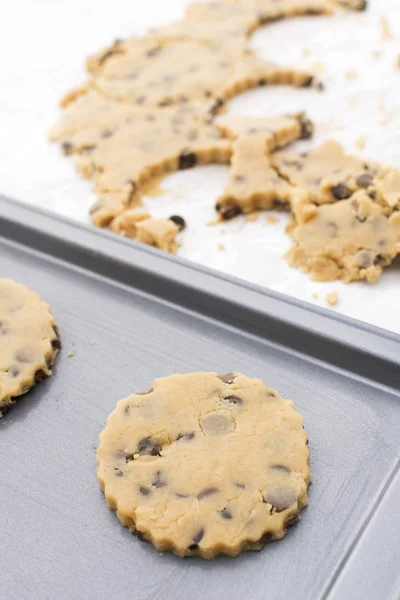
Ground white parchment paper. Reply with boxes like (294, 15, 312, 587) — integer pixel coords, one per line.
(0, 0, 399, 332)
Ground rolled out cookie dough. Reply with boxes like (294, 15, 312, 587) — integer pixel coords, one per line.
(97, 372, 310, 559)
(0, 279, 61, 415)
(288, 191, 400, 283)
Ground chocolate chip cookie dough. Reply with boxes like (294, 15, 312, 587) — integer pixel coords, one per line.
(288, 192, 400, 282)
(111, 211, 180, 253)
(0, 280, 60, 416)
(272, 140, 382, 222)
(97, 372, 310, 559)
(215, 114, 312, 217)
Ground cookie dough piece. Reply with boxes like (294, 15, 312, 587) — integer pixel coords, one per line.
(0, 280, 61, 416)
(151, 2, 259, 55)
(288, 192, 400, 283)
(92, 38, 238, 107)
(234, 0, 336, 22)
(272, 140, 381, 221)
(111, 210, 179, 253)
(221, 52, 316, 102)
(339, 0, 367, 10)
(97, 372, 310, 559)
(50, 94, 232, 226)
(216, 113, 313, 147)
(215, 114, 312, 218)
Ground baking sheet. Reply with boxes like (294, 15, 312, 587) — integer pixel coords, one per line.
(1, 199, 400, 600)
(0, 0, 400, 332)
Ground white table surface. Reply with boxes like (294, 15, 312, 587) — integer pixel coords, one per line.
(1, 0, 400, 333)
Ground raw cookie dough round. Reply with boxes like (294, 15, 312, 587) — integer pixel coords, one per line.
(97, 372, 310, 559)
(0, 279, 61, 416)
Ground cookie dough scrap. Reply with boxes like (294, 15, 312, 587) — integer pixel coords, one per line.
(111, 211, 180, 253)
(288, 192, 400, 283)
(90, 35, 316, 109)
(272, 140, 382, 222)
(150, 1, 260, 55)
(215, 114, 312, 218)
(0, 280, 61, 416)
(233, 0, 336, 22)
(97, 372, 310, 559)
(50, 93, 232, 226)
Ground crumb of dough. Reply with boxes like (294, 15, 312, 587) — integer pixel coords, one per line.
(312, 292, 319, 300)
(246, 212, 259, 222)
(68, 350, 75, 357)
(325, 291, 339, 306)
(380, 16, 392, 41)
(265, 215, 277, 224)
(355, 135, 367, 149)
(302, 48, 310, 56)
(311, 61, 325, 75)
(207, 218, 222, 226)
(345, 69, 358, 79)
(396, 55, 400, 69)
(218, 242, 225, 251)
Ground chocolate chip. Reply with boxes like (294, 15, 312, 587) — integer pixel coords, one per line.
(177, 432, 195, 441)
(356, 173, 374, 188)
(378, 239, 386, 248)
(0, 321, 8, 334)
(125, 453, 135, 462)
(187, 130, 199, 141)
(178, 151, 197, 170)
(234, 482, 245, 489)
(138, 437, 161, 456)
(222, 395, 243, 406)
(301, 76, 314, 88)
(135, 387, 153, 396)
(270, 465, 290, 473)
(89, 200, 103, 215)
(51, 336, 61, 350)
(220, 509, 232, 520)
(135, 96, 146, 104)
(326, 221, 338, 236)
(159, 98, 173, 107)
(62, 141, 73, 155)
(358, 250, 374, 268)
(178, 95, 189, 103)
(258, 78, 267, 86)
(217, 373, 236, 384)
(198, 487, 218, 500)
(101, 129, 113, 139)
(192, 528, 204, 545)
(146, 47, 160, 57)
(15, 348, 36, 363)
(368, 190, 377, 200)
(152, 471, 167, 488)
(11, 366, 20, 378)
(139, 486, 150, 496)
(34, 370, 47, 384)
(169, 215, 186, 231)
(234, 175, 246, 183)
(331, 183, 352, 200)
(267, 391, 277, 398)
(175, 493, 190, 499)
(298, 115, 314, 140)
(263, 487, 298, 512)
(216, 203, 242, 220)
(114, 468, 124, 478)
(124, 405, 130, 415)
(285, 514, 298, 529)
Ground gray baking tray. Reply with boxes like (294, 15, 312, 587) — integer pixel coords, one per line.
(1, 196, 399, 600)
